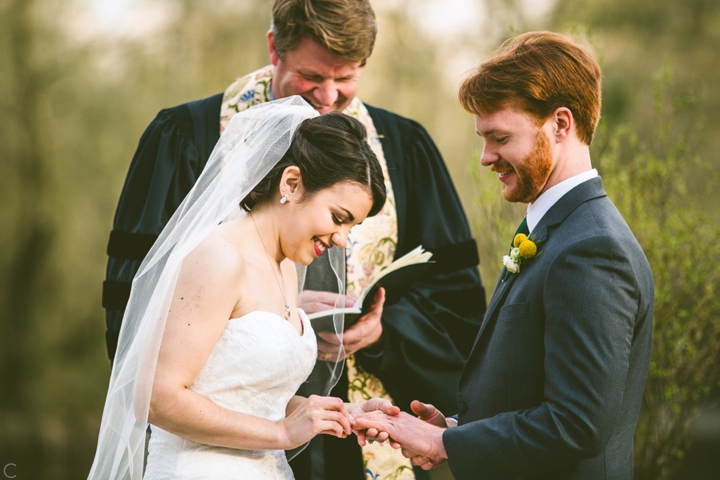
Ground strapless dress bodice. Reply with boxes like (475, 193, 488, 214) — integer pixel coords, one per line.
(144, 310, 316, 479)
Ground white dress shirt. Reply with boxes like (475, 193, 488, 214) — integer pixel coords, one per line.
(526, 169, 598, 233)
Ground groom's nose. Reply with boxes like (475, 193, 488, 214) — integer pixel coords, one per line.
(480, 144, 499, 167)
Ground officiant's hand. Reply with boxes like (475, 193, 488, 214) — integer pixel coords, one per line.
(316, 288, 385, 360)
(299, 290, 356, 314)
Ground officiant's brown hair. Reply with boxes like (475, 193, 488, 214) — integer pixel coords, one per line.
(459, 31, 602, 145)
(271, 0, 377, 66)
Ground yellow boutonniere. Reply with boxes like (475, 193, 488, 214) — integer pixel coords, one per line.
(503, 234, 541, 280)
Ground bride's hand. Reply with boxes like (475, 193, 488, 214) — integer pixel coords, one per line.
(278, 395, 351, 449)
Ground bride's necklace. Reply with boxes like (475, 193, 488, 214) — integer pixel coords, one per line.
(249, 212, 291, 320)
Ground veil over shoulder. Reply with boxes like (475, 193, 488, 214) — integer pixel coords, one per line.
(88, 96, 348, 480)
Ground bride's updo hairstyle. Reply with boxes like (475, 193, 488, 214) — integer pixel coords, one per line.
(241, 112, 386, 216)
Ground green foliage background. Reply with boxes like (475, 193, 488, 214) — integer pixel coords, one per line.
(0, 0, 718, 478)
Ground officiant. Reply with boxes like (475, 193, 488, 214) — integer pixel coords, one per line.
(101, 0, 485, 478)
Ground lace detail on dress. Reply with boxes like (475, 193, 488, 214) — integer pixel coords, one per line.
(144, 311, 316, 479)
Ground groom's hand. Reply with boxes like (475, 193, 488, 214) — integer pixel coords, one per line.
(352, 410, 448, 468)
(396, 400, 452, 468)
(404, 450, 447, 471)
(348, 398, 400, 422)
(348, 397, 400, 446)
(410, 401, 449, 428)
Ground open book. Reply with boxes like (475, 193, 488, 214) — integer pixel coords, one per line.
(308, 246, 433, 331)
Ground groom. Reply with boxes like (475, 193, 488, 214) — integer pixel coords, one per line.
(354, 31, 654, 479)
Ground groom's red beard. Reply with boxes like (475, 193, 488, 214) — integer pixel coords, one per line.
(503, 130, 554, 203)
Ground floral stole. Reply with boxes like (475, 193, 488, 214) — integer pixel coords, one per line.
(221, 66, 414, 480)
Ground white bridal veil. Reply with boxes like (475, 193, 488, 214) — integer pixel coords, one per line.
(88, 96, 348, 479)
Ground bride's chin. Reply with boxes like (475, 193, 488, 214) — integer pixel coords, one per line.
(295, 257, 313, 266)
(286, 251, 313, 266)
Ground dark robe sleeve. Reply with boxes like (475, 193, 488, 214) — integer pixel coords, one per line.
(102, 94, 223, 360)
(356, 105, 486, 415)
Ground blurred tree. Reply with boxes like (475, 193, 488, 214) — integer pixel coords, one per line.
(548, 0, 720, 174)
(593, 69, 720, 480)
(0, 0, 272, 477)
(0, 0, 62, 476)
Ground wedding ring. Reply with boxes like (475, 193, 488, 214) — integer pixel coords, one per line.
(322, 353, 332, 361)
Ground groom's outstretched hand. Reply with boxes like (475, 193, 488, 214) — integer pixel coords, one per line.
(399, 401, 455, 469)
(352, 400, 449, 470)
(410, 400, 449, 428)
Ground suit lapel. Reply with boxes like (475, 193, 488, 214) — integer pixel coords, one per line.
(472, 270, 519, 349)
(463, 178, 608, 367)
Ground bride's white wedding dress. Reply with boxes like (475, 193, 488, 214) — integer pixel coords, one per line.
(144, 310, 317, 480)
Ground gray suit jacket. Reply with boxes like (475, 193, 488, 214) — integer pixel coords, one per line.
(443, 177, 653, 480)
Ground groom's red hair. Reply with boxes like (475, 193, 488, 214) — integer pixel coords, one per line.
(459, 31, 602, 145)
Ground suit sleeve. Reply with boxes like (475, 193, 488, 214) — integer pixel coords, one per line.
(355, 118, 486, 415)
(443, 235, 643, 477)
(102, 106, 206, 360)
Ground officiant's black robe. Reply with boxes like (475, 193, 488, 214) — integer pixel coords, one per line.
(102, 93, 485, 480)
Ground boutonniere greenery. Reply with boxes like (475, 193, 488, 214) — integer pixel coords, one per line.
(503, 233, 541, 280)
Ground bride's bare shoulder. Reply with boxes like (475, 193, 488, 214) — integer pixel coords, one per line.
(181, 222, 249, 282)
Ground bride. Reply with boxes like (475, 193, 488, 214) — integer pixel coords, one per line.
(88, 97, 396, 479)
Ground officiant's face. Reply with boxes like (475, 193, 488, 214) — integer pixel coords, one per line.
(268, 34, 362, 114)
(282, 181, 373, 265)
(476, 107, 554, 203)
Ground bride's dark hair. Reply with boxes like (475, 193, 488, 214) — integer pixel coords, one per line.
(240, 112, 386, 216)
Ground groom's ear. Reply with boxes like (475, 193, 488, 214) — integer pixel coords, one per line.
(279, 166, 303, 199)
(551, 107, 573, 143)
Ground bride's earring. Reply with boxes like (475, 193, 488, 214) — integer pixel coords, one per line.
(280, 193, 289, 204)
